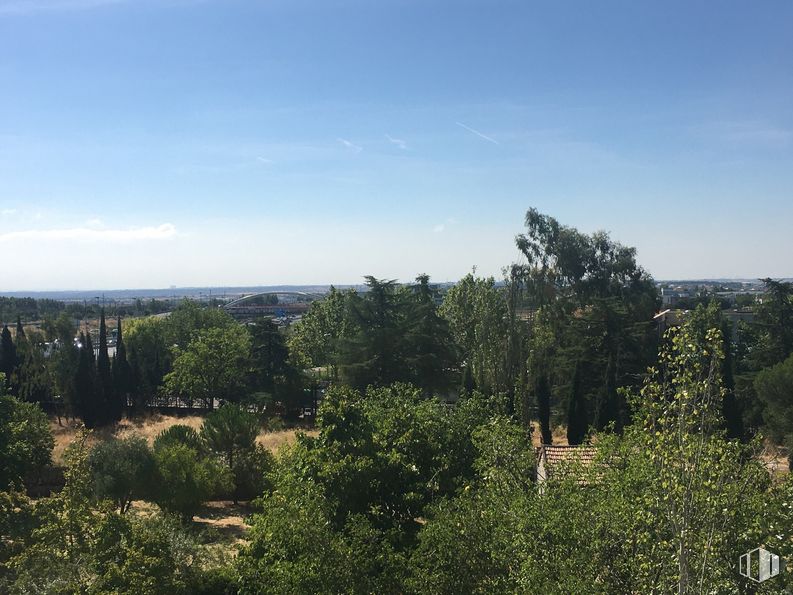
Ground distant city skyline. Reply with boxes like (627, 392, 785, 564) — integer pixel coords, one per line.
(1, 0, 791, 290)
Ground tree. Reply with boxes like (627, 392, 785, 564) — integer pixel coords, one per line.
(515, 208, 658, 438)
(46, 314, 78, 422)
(112, 317, 133, 419)
(339, 277, 408, 390)
(439, 273, 509, 395)
(74, 332, 98, 428)
(0, 325, 16, 391)
(754, 353, 793, 469)
(153, 424, 204, 453)
(249, 317, 303, 414)
(13, 333, 51, 405)
(4, 430, 215, 593)
(287, 286, 352, 374)
(89, 436, 157, 513)
(0, 382, 53, 490)
(200, 404, 262, 502)
(164, 325, 251, 409)
(96, 310, 114, 424)
(403, 274, 457, 395)
(125, 316, 170, 409)
(566, 360, 587, 445)
(752, 278, 793, 368)
(152, 443, 228, 520)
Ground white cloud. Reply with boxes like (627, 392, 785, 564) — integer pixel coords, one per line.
(433, 223, 445, 233)
(455, 121, 500, 145)
(702, 121, 792, 147)
(385, 134, 408, 150)
(256, 156, 274, 165)
(0, 223, 177, 242)
(0, 208, 17, 216)
(337, 138, 362, 153)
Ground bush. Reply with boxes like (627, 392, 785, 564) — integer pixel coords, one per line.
(89, 436, 157, 513)
(153, 443, 230, 520)
(227, 445, 273, 502)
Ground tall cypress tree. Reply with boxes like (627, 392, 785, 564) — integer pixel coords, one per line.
(0, 325, 15, 390)
(112, 317, 132, 420)
(721, 318, 744, 441)
(96, 310, 114, 425)
(566, 361, 588, 445)
(15, 316, 25, 340)
(75, 332, 98, 428)
(536, 371, 553, 445)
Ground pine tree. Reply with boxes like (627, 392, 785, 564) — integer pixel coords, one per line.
(566, 361, 588, 445)
(339, 277, 407, 390)
(96, 310, 114, 424)
(112, 317, 132, 420)
(404, 274, 457, 396)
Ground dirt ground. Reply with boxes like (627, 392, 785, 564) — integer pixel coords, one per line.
(50, 413, 318, 464)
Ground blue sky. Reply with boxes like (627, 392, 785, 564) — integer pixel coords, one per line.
(1, 0, 791, 290)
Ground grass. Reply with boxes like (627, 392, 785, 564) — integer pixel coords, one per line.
(50, 413, 318, 465)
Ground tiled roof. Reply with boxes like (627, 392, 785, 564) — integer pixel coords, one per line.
(535, 444, 599, 485)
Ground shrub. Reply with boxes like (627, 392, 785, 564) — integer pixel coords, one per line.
(153, 443, 230, 520)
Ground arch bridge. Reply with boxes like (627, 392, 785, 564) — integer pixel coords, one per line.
(222, 291, 321, 319)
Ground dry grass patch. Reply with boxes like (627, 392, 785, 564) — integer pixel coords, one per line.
(50, 414, 317, 464)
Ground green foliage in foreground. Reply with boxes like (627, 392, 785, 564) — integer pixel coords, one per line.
(1, 432, 229, 595)
(0, 386, 53, 490)
(235, 317, 793, 594)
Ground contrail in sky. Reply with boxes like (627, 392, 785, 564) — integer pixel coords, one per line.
(455, 121, 499, 145)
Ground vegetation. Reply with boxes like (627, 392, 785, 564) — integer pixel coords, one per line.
(3, 208, 793, 591)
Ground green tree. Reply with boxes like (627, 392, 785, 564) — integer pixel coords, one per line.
(153, 424, 204, 452)
(13, 332, 51, 405)
(754, 353, 793, 468)
(0, 384, 53, 490)
(112, 316, 133, 419)
(249, 316, 303, 414)
(152, 443, 228, 520)
(74, 332, 99, 428)
(164, 325, 251, 409)
(96, 310, 114, 424)
(89, 436, 157, 513)
(125, 316, 170, 409)
(287, 286, 352, 375)
(439, 273, 509, 395)
(200, 404, 263, 502)
(403, 274, 457, 395)
(0, 325, 17, 390)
